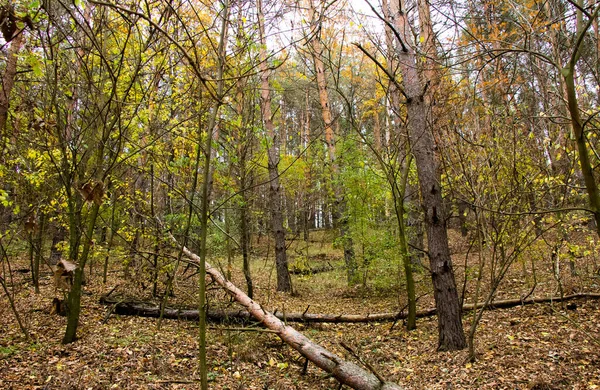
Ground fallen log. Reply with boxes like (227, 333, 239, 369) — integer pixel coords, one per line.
(177, 241, 403, 390)
(100, 292, 600, 324)
(289, 262, 334, 275)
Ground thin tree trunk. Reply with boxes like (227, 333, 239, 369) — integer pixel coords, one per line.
(240, 190, 253, 299)
(63, 202, 101, 344)
(380, 0, 418, 330)
(563, 66, 600, 236)
(194, 2, 230, 387)
(34, 212, 45, 294)
(257, 0, 291, 293)
(103, 187, 117, 284)
(150, 164, 160, 298)
(308, 0, 357, 285)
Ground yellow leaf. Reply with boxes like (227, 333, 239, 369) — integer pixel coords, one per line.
(268, 358, 276, 367)
(465, 363, 472, 369)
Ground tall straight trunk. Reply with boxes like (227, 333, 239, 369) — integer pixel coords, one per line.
(103, 187, 117, 284)
(257, 0, 291, 293)
(388, 0, 466, 351)
(302, 89, 312, 241)
(381, 0, 418, 329)
(232, 10, 253, 300)
(0, 31, 23, 142)
(33, 212, 45, 294)
(392, 155, 416, 330)
(308, 0, 357, 285)
(225, 207, 233, 280)
(194, 2, 231, 387)
(240, 189, 253, 299)
(150, 164, 160, 297)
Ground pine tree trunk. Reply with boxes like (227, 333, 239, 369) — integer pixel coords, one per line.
(388, 0, 466, 351)
(308, 0, 357, 285)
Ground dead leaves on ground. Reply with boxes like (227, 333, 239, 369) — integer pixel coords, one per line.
(1, 250, 600, 389)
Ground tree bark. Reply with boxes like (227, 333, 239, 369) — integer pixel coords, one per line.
(308, 0, 357, 285)
(257, 0, 291, 293)
(0, 31, 23, 139)
(380, 0, 417, 330)
(387, 0, 466, 351)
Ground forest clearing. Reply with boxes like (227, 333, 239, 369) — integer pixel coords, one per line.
(1, 0, 600, 388)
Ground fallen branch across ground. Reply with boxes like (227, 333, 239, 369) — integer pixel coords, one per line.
(289, 262, 335, 275)
(177, 240, 403, 390)
(100, 292, 600, 324)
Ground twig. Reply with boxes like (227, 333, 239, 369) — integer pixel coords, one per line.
(208, 326, 278, 333)
(339, 342, 385, 384)
(549, 306, 600, 347)
(103, 299, 124, 324)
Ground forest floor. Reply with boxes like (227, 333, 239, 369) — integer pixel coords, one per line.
(1, 229, 600, 389)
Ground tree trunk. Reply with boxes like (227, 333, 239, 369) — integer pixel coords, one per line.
(63, 202, 101, 344)
(257, 0, 291, 293)
(102, 292, 600, 324)
(240, 190, 253, 299)
(308, 1, 357, 285)
(388, 0, 466, 351)
(103, 188, 118, 284)
(380, 0, 418, 330)
(563, 66, 600, 237)
(0, 31, 23, 142)
(33, 212, 46, 294)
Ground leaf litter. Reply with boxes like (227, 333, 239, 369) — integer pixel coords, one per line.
(1, 234, 599, 389)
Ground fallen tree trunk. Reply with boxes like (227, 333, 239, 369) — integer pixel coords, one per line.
(289, 262, 334, 275)
(179, 242, 403, 390)
(101, 292, 600, 324)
